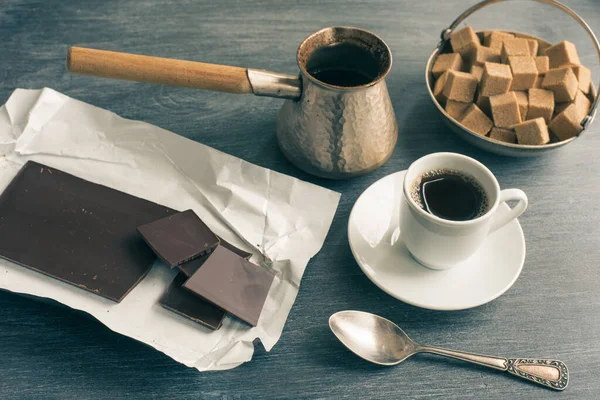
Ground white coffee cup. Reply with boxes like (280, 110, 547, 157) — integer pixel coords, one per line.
(400, 152, 527, 270)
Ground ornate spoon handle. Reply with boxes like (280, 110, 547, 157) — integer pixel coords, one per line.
(505, 358, 569, 391)
(417, 346, 569, 390)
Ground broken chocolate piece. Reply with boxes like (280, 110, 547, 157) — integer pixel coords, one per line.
(137, 210, 219, 268)
(160, 274, 226, 330)
(0, 161, 175, 302)
(183, 246, 274, 327)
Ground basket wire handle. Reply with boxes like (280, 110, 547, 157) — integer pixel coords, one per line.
(441, 0, 600, 130)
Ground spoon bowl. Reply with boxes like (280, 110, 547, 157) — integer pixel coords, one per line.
(329, 310, 417, 365)
(329, 310, 569, 390)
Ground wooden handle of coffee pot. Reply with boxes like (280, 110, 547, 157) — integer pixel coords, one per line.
(67, 46, 253, 94)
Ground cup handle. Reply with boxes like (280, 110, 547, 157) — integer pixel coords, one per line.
(489, 189, 528, 233)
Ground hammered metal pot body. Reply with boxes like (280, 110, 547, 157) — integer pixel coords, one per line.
(277, 76, 398, 179)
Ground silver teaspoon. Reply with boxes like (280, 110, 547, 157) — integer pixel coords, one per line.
(329, 311, 568, 391)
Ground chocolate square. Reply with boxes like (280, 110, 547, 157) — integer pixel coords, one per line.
(160, 274, 226, 330)
(183, 246, 274, 326)
(137, 210, 219, 268)
(0, 161, 175, 302)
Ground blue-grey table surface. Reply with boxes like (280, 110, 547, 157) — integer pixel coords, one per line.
(1, 0, 599, 399)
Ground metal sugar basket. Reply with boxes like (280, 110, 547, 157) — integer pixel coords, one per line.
(425, 0, 600, 156)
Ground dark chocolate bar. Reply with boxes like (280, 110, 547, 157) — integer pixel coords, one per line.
(0, 161, 175, 302)
(160, 274, 226, 330)
(137, 210, 219, 268)
(183, 246, 275, 326)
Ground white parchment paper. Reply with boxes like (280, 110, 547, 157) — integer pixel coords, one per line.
(0, 88, 340, 371)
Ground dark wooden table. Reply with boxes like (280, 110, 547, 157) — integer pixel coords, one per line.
(1, 1, 599, 398)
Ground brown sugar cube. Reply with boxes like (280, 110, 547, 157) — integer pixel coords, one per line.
(572, 90, 592, 119)
(475, 92, 492, 117)
(480, 62, 513, 97)
(445, 100, 471, 120)
(490, 92, 522, 128)
(571, 65, 592, 94)
(489, 127, 517, 143)
(549, 104, 583, 141)
(484, 31, 515, 52)
(514, 118, 550, 145)
(527, 88, 554, 123)
(544, 40, 581, 68)
(574, 90, 592, 118)
(526, 39, 539, 57)
(470, 65, 484, 82)
(514, 91, 529, 120)
(459, 104, 494, 136)
(542, 67, 578, 102)
(533, 75, 544, 89)
(432, 53, 464, 78)
(508, 56, 538, 91)
(468, 45, 501, 66)
(443, 70, 478, 102)
(535, 56, 550, 75)
(501, 38, 531, 63)
(554, 91, 592, 118)
(433, 71, 449, 105)
(451, 26, 480, 57)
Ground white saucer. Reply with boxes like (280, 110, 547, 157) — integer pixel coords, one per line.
(348, 170, 525, 311)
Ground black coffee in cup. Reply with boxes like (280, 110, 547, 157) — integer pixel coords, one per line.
(410, 169, 489, 221)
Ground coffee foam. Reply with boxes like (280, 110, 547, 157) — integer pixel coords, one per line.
(410, 169, 489, 219)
